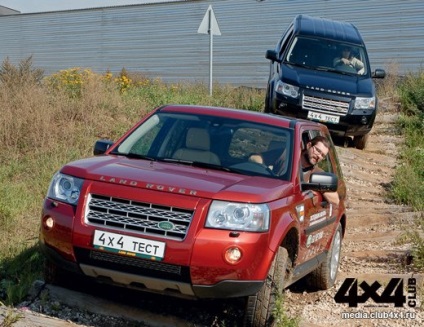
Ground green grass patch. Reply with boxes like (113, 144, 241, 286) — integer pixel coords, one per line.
(391, 69, 424, 270)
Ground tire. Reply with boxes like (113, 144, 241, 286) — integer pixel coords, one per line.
(43, 259, 75, 286)
(244, 247, 289, 327)
(264, 85, 273, 113)
(307, 223, 343, 290)
(43, 259, 60, 284)
(353, 134, 369, 150)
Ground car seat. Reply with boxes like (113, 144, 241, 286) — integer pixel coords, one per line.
(172, 127, 221, 165)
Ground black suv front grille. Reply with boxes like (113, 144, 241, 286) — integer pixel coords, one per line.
(302, 94, 350, 115)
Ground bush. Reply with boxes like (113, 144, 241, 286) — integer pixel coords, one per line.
(393, 112, 424, 211)
(0, 56, 44, 91)
(398, 69, 424, 115)
(392, 71, 424, 272)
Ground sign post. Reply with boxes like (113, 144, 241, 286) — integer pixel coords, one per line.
(197, 5, 221, 96)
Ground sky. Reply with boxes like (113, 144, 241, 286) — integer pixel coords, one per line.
(0, 0, 172, 13)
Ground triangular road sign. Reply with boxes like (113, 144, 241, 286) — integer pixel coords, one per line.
(197, 5, 221, 36)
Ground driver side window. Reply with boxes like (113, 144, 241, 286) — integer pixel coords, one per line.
(301, 130, 334, 174)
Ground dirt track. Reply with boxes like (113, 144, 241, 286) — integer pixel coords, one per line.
(284, 98, 423, 326)
(1, 98, 423, 327)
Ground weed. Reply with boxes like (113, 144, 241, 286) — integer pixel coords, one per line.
(39, 289, 49, 308)
(390, 70, 424, 272)
(400, 213, 424, 270)
(0, 308, 23, 327)
(0, 56, 43, 91)
(273, 293, 300, 327)
(398, 69, 424, 115)
(0, 245, 43, 305)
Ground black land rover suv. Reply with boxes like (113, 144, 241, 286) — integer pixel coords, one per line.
(265, 14, 386, 149)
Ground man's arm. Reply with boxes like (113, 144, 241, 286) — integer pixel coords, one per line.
(353, 57, 364, 70)
(323, 191, 340, 206)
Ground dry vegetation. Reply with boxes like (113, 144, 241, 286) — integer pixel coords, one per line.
(0, 57, 265, 305)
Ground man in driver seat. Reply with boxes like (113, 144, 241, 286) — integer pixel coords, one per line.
(333, 46, 364, 74)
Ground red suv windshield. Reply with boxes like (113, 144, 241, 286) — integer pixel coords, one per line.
(113, 112, 293, 179)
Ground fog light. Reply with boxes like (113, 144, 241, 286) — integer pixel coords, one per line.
(45, 216, 54, 229)
(224, 247, 242, 265)
(361, 116, 368, 124)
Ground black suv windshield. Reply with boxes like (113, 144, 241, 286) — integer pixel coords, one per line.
(285, 36, 368, 76)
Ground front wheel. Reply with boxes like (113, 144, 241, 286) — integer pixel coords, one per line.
(264, 85, 273, 113)
(244, 247, 288, 327)
(307, 223, 343, 290)
(353, 134, 369, 150)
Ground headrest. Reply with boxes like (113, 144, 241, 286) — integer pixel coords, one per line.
(186, 128, 210, 151)
(268, 140, 284, 151)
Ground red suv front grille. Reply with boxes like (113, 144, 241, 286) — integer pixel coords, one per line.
(85, 194, 194, 240)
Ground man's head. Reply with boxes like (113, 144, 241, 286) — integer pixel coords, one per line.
(305, 135, 330, 166)
(342, 47, 351, 58)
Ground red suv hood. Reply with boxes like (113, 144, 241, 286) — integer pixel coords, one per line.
(61, 156, 293, 203)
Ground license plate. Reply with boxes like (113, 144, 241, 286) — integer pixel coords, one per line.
(307, 111, 340, 124)
(93, 230, 165, 260)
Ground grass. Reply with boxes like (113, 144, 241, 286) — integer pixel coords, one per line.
(0, 308, 23, 327)
(391, 69, 424, 270)
(0, 58, 265, 310)
(273, 294, 300, 327)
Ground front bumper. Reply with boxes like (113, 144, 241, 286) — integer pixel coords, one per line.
(40, 241, 264, 299)
(272, 92, 376, 137)
(40, 193, 273, 300)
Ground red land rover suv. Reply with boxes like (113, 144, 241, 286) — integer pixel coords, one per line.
(40, 104, 347, 326)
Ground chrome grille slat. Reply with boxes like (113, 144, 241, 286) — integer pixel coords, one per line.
(302, 95, 350, 115)
(85, 194, 194, 240)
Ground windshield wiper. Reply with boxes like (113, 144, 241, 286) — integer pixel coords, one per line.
(125, 153, 157, 161)
(161, 158, 243, 174)
(286, 61, 314, 69)
(190, 161, 236, 172)
(314, 66, 333, 72)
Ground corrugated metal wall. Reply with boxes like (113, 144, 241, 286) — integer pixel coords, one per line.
(0, 0, 423, 88)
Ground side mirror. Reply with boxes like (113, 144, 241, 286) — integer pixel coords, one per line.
(265, 49, 280, 63)
(302, 172, 338, 192)
(372, 69, 386, 79)
(93, 139, 114, 155)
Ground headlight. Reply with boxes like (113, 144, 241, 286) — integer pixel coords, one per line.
(47, 172, 84, 205)
(355, 97, 375, 110)
(206, 201, 270, 232)
(275, 81, 299, 98)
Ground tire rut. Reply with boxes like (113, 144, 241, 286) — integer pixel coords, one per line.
(285, 99, 423, 327)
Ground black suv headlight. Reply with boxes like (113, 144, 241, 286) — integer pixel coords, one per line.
(354, 97, 375, 110)
(275, 81, 299, 98)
